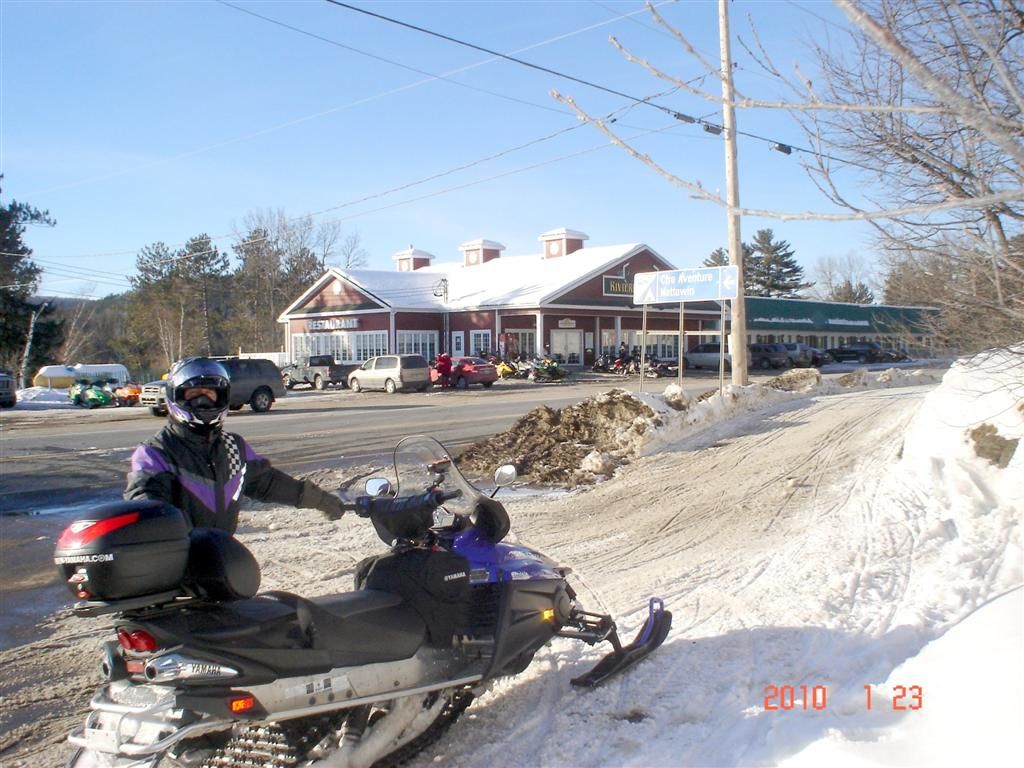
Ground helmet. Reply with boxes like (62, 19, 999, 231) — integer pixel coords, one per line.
(166, 357, 231, 430)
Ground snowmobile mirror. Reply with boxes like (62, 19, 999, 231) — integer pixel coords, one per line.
(365, 478, 392, 497)
(493, 465, 517, 487)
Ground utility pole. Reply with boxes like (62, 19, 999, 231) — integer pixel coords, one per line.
(719, 0, 748, 385)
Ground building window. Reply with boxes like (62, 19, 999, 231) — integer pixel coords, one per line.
(292, 332, 354, 362)
(397, 331, 438, 360)
(505, 330, 535, 359)
(354, 332, 388, 361)
(469, 330, 492, 357)
(645, 334, 679, 361)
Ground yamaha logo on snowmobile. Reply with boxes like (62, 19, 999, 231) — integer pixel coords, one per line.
(55, 553, 114, 564)
(443, 570, 468, 582)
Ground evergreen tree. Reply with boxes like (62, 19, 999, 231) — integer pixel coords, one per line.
(703, 247, 729, 267)
(179, 235, 229, 356)
(749, 229, 811, 298)
(231, 227, 283, 352)
(281, 245, 322, 310)
(131, 242, 188, 368)
(0, 180, 62, 374)
(703, 243, 761, 295)
(829, 279, 875, 304)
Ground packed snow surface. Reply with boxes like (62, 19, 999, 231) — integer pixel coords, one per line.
(1, 353, 1020, 766)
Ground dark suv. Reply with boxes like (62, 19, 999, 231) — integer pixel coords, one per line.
(140, 357, 286, 416)
(748, 343, 791, 370)
(0, 368, 16, 408)
(825, 342, 884, 364)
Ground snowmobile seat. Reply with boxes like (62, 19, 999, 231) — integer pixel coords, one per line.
(262, 589, 426, 665)
(186, 528, 261, 601)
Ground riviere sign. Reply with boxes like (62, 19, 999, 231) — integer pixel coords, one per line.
(602, 275, 634, 298)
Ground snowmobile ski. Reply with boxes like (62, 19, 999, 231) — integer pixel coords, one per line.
(570, 598, 672, 688)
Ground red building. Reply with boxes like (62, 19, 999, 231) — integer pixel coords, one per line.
(278, 227, 726, 367)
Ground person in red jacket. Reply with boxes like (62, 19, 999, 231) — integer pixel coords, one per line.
(435, 352, 453, 389)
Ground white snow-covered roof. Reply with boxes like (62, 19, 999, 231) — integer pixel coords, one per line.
(459, 239, 505, 252)
(325, 243, 666, 311)
(539, 227, 589, 242)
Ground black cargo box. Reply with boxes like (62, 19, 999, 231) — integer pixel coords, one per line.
(54, 500, 191, 601)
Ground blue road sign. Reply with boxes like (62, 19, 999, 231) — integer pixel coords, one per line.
(633, 266, 739, 304)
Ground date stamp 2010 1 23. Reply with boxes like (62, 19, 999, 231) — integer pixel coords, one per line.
(763, 685, 924, 712)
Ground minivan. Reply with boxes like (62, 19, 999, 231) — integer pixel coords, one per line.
(683, 343, 728, 370)
(348, 355, 431, 393)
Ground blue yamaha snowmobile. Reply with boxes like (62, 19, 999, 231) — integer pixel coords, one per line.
(56, 435, 671, 767)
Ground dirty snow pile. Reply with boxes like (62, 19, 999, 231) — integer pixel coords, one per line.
(8, 386, 75, 409)
(458, 388, 657, 484)
(461, 366, 948, 485)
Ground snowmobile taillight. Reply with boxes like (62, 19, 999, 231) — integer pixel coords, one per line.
(130, 631, 158, 652)
(117, 629, 158, 652)
(230, 696, 256, 713)
(76, 589, 92, 599)
(56, 512, 140, 549)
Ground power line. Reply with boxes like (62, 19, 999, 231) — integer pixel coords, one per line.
(324, 0, 691, 122)
(27, 0, 672, 199)
(5, 85, 686, 266)
(322, 0, 882, 174)
(215, 0, 568, 117)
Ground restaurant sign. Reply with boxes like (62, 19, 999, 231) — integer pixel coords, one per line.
(308, 318, 360, 331)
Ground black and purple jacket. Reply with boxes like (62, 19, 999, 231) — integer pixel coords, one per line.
(125, 422, 304, 533)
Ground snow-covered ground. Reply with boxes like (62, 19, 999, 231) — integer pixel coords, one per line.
(0, 351, 1020, 766)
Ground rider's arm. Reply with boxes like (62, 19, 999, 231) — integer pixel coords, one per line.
(237, 436, 304, 505)
(124, 443, 177, 504)
(237, 435, 344, 519)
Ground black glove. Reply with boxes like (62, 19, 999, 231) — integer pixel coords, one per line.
(356, 492, 441, 543)
(300, 481, 345, 521)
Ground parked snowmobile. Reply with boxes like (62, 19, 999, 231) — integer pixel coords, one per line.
(56, 435, 670, 768)
(69, 379, 115, 408)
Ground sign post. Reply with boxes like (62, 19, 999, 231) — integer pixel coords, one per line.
(633, 266, 740, 396)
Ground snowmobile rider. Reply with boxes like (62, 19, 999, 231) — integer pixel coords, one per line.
(125, 357, 345, 532)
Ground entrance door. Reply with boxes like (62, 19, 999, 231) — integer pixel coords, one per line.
(450, 331, 465, 357)
(549, 329, 583, 365)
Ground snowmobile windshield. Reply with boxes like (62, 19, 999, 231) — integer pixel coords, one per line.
(390, 435, 483, 519)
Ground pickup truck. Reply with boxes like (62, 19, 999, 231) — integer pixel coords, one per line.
(281, 355, 355, 390)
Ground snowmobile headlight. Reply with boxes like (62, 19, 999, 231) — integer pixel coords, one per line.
(144, 654, 239, 683)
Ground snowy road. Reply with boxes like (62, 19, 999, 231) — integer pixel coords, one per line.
(2, 359, 1020, 767)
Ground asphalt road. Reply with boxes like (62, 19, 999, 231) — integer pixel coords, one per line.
(0, 373, 735, 515)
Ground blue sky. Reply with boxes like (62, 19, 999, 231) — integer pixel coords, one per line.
(1, 0, 876, 299)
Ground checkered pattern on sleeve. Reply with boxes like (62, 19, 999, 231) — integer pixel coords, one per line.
(224, 433, 244, 476)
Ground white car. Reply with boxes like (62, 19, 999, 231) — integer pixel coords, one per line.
(348, 355, 432, 393)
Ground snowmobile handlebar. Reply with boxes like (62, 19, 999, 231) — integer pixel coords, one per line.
(352, 488, 463, 518)
(353, 489, 464, 544)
